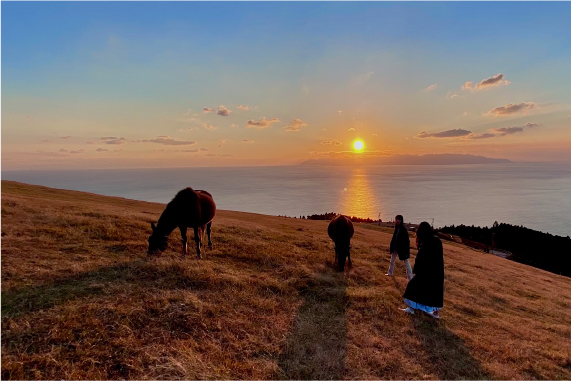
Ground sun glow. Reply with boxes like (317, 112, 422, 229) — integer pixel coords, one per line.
(353, 140, 365, 152)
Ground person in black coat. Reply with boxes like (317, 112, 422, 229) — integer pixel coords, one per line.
(386, 214, 413, 280)
(402, 221, 444, 318)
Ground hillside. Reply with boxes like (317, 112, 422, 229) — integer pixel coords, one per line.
(2, 180, 571, 380)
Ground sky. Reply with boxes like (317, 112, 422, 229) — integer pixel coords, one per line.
(2, 1, 571, 170)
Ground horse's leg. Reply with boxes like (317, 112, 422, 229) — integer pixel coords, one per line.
(206, 222, 213, 249)
(179, 226, 188, 257)
(193, 226, 202, 259)
(348, 250, 353, 268)
(334, 247, 338, 268)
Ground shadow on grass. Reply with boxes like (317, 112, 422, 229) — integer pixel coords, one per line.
(1, 261, 146, 318)
(413, 317, 492, 380)
(277, 267, 348, 380)
(1, 257, 213, 319)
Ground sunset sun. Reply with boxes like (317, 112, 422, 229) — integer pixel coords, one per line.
(353, 140, 365, 152)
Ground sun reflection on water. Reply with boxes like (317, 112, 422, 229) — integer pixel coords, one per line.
(338, 167, 380, 219)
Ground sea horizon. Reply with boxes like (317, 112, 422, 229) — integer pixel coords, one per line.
(3, 162, 571, 237)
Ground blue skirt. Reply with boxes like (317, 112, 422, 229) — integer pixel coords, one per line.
(404, 298, 441, 314)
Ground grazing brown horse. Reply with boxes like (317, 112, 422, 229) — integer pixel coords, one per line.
(327, 215, 354, 271)
(148, 187, 216, 259)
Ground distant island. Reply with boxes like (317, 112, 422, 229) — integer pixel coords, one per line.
(300, 154, 512, 166)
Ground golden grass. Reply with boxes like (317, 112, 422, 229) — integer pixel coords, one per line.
(2, 180, 571, 379)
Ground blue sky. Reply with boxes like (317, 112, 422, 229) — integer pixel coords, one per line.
(2, 2, 571, 169)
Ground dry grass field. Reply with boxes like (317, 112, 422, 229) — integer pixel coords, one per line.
(2, 180, 571, 379)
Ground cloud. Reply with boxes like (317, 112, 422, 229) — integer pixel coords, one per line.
(466, 122, 539, 140)
(237, 105, 249, 111)
(203, 123, 218, 131)
(416, 129, 472, 139)
(490, 127, 524, 136)
(203, 107, 213, 113)
(200, 148, 209, 152)
(230, 123, 239, 128)
(101, 136, 127, 145)
(463, 73, 511, 91)
(422, 83, 438, 92)
(137, 136, 197, 146)
(468, 133, 497, 140)
(285, 119, 308, 132)
(96, 148, 109, 152)
(348, 128, 355, 131)
(486, 102, 536, 116)
(242, 139, 255, 144)
(59, 149, 83, 154)
(321, 141, 342, 146)
(353, 71, 374, 85)
(217, 105, 231, 116)
(41, 139, 51, 143)
(337, 110, 343, 115)
(60, 136, 72, 139)
(246, 117, 280, 129)
(179, 149, 199, 153)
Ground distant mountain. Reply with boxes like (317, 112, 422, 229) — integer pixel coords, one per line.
(300, 154, 512, 166)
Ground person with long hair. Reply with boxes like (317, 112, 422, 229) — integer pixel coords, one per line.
(386, 214, 413, 280)
(401, 221, 444, 318)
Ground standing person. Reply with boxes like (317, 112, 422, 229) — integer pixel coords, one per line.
(386, 215, 413, 281)
(401, 221, 444, 318)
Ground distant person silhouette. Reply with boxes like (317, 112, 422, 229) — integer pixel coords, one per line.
(386, 215, 413, 280)
(401, 221, 444, 318)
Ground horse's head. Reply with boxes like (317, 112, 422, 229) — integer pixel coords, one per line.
(148, 222, 168, 255)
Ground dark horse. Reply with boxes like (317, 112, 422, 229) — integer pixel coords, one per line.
(327, 215, 354, 271)
(148, 187, 216, 259)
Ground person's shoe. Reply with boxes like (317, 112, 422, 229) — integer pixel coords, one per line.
(400, 307, 415, 315)
(427, 310, 440, 319)
(385, 273, 392, 276)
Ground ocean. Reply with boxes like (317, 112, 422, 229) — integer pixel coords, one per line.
(3, 163, 571, 237)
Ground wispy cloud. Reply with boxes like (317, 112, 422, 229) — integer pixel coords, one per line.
(137, 136, 197, 146)
(416, 129, 472, 139)
(101, 137, 127, 145)
(237, 105, 249, 111)
(246, 117, 280, 129)
(60, 136, 72, 139)
(242, 139, 255, 144)
(466, 122, 539, 140)
(321, 141, 342, 146)
(59, 149, 84, 154)
(462, 73, 511, 91)
(422, 83, 438, 92)
(285, 119, 308, 132)
(203, 107, 213, 113)
(96, 148, 109, 152)
(353, 71, 375, 85)
(203, 123, 218, 131)
(486, 102, 536, 116)
(467, 133, 496, 140)
(217, 105, 231, 116)
(491, 126, 524, 136)
(348, 128, 355, 131)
